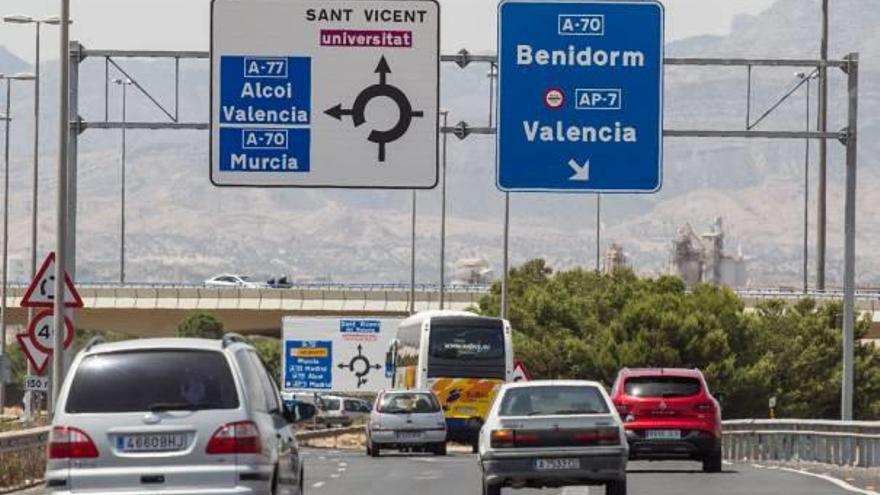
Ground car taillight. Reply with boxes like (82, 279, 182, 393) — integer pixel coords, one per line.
(490, 429, 515, 448)
(206, 421, 261, 455)
(572, 428, 620, 446)
(48, 426, 99, 459)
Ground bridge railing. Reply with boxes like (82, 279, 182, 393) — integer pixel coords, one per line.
(722, 419, 880, 468)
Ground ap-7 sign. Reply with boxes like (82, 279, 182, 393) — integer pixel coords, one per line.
(497, 0, 664, 193)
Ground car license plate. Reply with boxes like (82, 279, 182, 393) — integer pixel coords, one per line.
(646, 430, 681, 440)
(396, 431, 423, 441)
(117, 433, 188, 452)
(535, 458, 580, 470)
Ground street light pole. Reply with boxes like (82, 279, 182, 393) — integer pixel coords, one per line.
(0, 73, 35, 412)
(112, 78, 133, 283)
(51, 0, 72, 415)
(438, 109, 449, 309)
(488, 63, 509, 319)
(409, 190, 417, 315)
(3, 15, 66, 419)
(797, 71, 818, 294)
(816, 0, 829, 290)
(0, 104, 9, 413)
(595, 194, 601, 272)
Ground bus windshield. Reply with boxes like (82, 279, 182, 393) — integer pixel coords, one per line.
(429, 326, 504, 360)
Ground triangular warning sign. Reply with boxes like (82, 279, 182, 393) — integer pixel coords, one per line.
(20, 252, 83, 308)
(512, 360, 532, 382)
(16, 333, 50, 375)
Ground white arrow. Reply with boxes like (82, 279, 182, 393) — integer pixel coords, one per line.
(568, 159, 590, 181)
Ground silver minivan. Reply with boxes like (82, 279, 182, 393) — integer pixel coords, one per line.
(366, 390, 448, 456)
(46, 335, 315, 495)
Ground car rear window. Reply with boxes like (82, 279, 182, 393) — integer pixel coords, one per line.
(65, 350, 239, 413)
(498, 386, 609, 416)
(378, 393, 441, 414)
(624, 376, 702, 398)
(321, 398, 340, 410)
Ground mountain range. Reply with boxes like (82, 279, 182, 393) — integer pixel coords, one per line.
(0, 0, 877, 287)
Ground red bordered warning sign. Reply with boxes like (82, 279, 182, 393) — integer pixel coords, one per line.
(20, 252, 83, 308)
(16, 311, 75, 376)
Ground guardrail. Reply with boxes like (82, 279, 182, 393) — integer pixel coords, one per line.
(0, 425, 364, 456)
(0, 425, 365, 491)
(722, 419, 880, 468)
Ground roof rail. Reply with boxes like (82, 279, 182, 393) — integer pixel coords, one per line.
(222, 332, 249, 348)
(83, 335, 106, 352)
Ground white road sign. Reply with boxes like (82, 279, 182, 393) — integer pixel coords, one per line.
(211, 0, 440, 188)
(282, 317, 400, 392)
(24, 376, 49, 392)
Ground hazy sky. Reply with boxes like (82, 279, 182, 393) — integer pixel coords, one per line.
(1, 0, 778, 63)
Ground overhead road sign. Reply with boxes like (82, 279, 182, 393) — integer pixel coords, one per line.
(211, 0, 440, 188)
(20, 252, 84, 308)
(496, 0, 664, 192)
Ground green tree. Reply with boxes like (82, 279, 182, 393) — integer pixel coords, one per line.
(249, 337, 283, 383)
(177, 312, 224, 339)
(477, 258, 880, 420)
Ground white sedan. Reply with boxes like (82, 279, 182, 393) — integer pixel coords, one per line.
(204, 274, 266, 288)
(478, 380, 628, 495)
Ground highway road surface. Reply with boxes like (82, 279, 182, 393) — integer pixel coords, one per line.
(16, 448, 872, 495)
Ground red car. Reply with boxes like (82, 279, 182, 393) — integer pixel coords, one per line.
(610, 368, 722, 472)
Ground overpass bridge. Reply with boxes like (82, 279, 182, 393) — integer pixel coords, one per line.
(3, 283, 879, 337)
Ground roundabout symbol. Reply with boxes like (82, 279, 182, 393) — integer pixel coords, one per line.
(325, 56, 424, 162)
(337, 344, 382, 389)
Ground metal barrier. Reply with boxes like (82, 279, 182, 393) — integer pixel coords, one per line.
(0, 425, 363, 456)
(723, 419, 880, 468)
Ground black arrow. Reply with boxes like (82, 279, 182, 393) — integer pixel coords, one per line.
(374, 56, 391, 86)
(324, 104, 353, 121)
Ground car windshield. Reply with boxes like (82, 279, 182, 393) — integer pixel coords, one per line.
(65, 350, 239, 413)
(624, 376, 702, 398)
(498, 386, 610, 417)
(378, 393, 441, 414)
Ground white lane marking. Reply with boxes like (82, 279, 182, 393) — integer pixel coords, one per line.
(312, 482, 326, 489)
(751, 463, 765, 469)
(319, 456, 327, 460)
(722, 461, 733, 466)
(778, 467, 880, 495)
(337, 467, 347, 472)
(561, 488, 590, 495)
(330, 474, 341, 479)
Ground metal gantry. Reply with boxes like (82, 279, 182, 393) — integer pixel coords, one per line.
(57, 45, 859, 419)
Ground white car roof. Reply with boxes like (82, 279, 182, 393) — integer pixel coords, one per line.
(501, 380, 606, 390)
(84, 338, 237, 355)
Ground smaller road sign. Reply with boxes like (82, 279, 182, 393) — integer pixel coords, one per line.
(17, 311, 75, 375)
(20, 252, 83, 308)
(512, 360, 532, 382)
(24, 376, 49, 393)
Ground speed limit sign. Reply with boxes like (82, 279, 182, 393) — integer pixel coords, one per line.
(27, 310, 75, 353)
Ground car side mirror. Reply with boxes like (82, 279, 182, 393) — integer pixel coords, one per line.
(283, 402, 317, 423)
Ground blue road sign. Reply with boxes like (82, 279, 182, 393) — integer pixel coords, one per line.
(284, 340, 333, 390)
(497, 0, 664, 193)
(218, 56, 312, 175)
